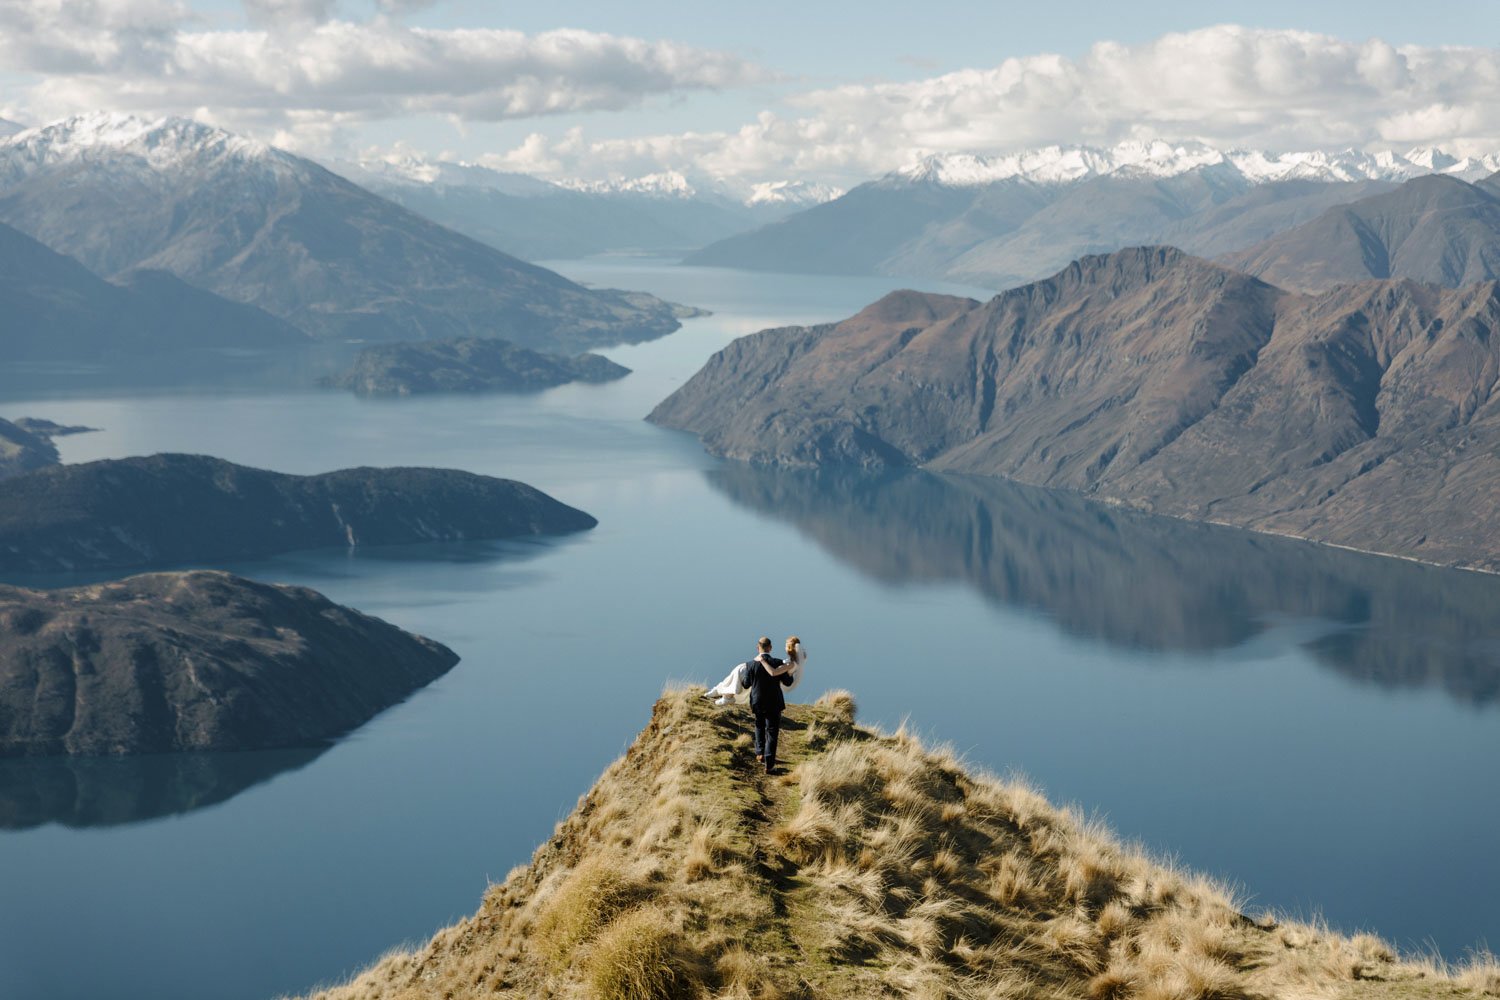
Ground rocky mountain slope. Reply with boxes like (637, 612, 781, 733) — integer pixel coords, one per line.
(0, 114, 688, 352)
(321, 338, 629, 396)
(1222, 173, 1500, 291)
(0, 220, 306, 362)
(651, 246, 1500, 570)
(299, 689, 1492, 1000)
(0, 454, 597, 572)
(0, 571, 456, 756)
(687, 140, 1500, 288)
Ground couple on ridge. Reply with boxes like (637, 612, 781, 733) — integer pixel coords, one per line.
(707, 636, 807, 774)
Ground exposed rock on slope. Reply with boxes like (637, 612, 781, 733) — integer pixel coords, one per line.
(0, 453, 597, 572)
(650, 246, 1500, 570)
(321, 338, 629, 396)
(0, 571, 457, 756)
(300, 690, 1478, 1000)
(1224, 174, 1500, 292)
(0, 115, 687, 352)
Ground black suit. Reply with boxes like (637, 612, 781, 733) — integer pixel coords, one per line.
(747, 654, 793, 770)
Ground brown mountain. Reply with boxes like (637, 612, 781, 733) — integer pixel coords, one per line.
(1222, 174, 1500, 292)
(0, 571, 457, 756)
(649, 246, 1500, 570)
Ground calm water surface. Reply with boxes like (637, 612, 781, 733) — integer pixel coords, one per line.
(1, 260, 1497, 1000)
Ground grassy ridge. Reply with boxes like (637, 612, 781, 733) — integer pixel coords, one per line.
(300, 690, 1498, 999)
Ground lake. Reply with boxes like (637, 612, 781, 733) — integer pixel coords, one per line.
(1, 259, 1497, 1000)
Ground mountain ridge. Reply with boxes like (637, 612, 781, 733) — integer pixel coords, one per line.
(0, 113, 688, 351)
(651, 246, 1500, 571)
(300, 688, 1492, 1000)
(687, 141, 1500, 289)
(1222, 173, 1500, 291)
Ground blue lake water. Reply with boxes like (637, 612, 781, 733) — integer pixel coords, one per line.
(0, 259, 1497, 1000)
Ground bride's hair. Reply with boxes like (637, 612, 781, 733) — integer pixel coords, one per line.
(785, 636, 801, 662)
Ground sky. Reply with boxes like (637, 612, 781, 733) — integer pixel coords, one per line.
(0, 0, 1497, 190)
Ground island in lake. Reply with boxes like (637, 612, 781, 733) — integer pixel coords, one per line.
(0, 571, 457, 757)
(321, 337, 630, 396)
(0, 453, 597, 573)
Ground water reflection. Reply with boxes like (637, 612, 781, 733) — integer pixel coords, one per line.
(0, 746, 326, 830)
(709, 465, 1500, 706)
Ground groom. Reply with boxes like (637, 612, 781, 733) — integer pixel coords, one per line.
(746, 636, 795, 774)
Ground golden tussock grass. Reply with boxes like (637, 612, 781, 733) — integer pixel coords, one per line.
(295, 688, 1494, 1000)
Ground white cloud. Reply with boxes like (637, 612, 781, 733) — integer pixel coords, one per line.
(0, 3, 764, 132)
(490, 26, 1500, 188)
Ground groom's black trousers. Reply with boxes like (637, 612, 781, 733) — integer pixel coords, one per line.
(753, 707, 781, 768)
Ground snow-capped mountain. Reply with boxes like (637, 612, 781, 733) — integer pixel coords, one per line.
(891, 140, 1500, 188)
(690, 137, 1500, 289)
(0, 118, 23, 139)
(745, 179, 845, 208)
(557, 171, 842, 209)
(0, 112, 686, 350)
(0, 112, 300, 189)
(336, 151, 561, 197)
(559, 170, 702, 199)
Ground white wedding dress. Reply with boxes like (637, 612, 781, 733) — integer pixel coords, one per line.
(706, 647, 807, 705)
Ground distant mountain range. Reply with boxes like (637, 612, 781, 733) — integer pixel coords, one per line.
(0, 114, 691, 355)
(687, 140, 1500, 289)
(652, 245, 1500, 571)
(334, 155, 838, 261)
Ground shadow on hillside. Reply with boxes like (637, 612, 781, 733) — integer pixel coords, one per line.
(708, 464, 1500, 707)
(0, 745, 327, 830)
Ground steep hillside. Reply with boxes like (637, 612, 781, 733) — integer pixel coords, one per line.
(0, 454, 597, 572)
(650, 247, 1500, 570)
(0, 115, 688, 351)
(0, 220, 305, 361)
(301, 690, 1496, 1000)
(1224, 175, 1500, 291)
(0, 571, 456, 756)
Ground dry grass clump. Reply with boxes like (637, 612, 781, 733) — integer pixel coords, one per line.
(586, 905, 692, 1000)
(532, 855, 643, 967)
(299, 689, 1483, 1000)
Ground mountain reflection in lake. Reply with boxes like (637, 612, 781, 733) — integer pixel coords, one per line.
(708, 464, 1500, 708)
(0, 746, 326, 830)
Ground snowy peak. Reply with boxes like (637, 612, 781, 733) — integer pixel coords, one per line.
(342, 151, 560, 197)
(559, 171, 700, 199)
(746, 179, 844, 207)
(0, 118, 23, 139)
(892, 141, 1500, 189)
(0, 112, 298, 179)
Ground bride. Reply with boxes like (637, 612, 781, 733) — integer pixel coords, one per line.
(707, 635, 807, 705)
